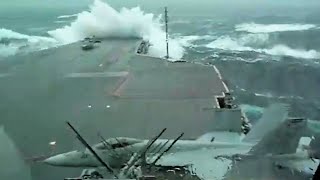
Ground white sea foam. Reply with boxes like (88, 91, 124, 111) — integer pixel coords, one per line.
(207, 36, 254, 52)
(0, 44, 20, 57)
(264, 45, 320, 59)
(206, 34, 320, 59)
(177, 35, 215, 47)
(178, 35, 202, 47)
(0, 28, 54, 42)
(1, 1, 186, 59)
(235, 23, 317, 33)
(57, 14, 78, 19)
(170, 20, 190, 25)
(49, 0, 185, 59)
(254, 92, 274, 98)
(54, 20, 69, 24)
(0, 28, 58, 57)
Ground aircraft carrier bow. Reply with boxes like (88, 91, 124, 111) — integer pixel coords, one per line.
(0, 37, 246, 180)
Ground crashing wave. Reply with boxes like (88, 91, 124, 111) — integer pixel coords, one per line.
(48, 0, 184, 59)
(235, 23, 317, 33)
(0, 0, 186, 59)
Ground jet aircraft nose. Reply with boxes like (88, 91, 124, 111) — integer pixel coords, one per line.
(43, 150, 101, 167)
(43, 154, 66, 166)
(43, 150, 87, 167)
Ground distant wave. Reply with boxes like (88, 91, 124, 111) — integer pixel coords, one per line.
(253, 91, 304, 101)
(178, 35, 215, 47)
(206, 34, 320, 59)
(54, 20, 69, 24)
(170, 20, 190, 25)
(0, 28, 58, 57)
(263, 45, 320, 59)
(49, 0, 184, 59)
(235, 23, 317, 33)
(254, 92, 274, 98)
(27, 27, 48, 33)
(57, 14, 78, 19)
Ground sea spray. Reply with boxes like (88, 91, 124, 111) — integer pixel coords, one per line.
(48, 0, 185, 59)
(236, 23, 317, 33)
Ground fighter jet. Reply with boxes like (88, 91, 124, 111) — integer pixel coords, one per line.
(219, 118, 320, 180)
(43, 104, 320, 179)
(221, 137, 319, 180)
(53, 121, 188, 179)
(146, 118, 320, 179)
(44, 104, 287, 168)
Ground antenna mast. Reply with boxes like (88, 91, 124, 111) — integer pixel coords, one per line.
(165, 7, 169, 59)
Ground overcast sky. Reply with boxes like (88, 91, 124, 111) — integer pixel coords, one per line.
(1, 0, 320, 10)
(2, 0, 320, 6)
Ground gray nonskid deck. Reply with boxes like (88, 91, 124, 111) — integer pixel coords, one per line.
(0, 38, 229, 180)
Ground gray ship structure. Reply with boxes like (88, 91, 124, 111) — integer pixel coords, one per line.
(0, 26, 251, 180)
(0, 30, 253, 180)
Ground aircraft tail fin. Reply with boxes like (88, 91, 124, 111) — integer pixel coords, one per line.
(313, 162, 320, 180)
(310, 135, 320, 180)
(296, 137, 312, 154)
(242, 103, 289, 143)
(249, 118, 308, 155)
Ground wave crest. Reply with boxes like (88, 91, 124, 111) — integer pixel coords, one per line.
(0, 28, 58, 57)
(264, 45, 320, 59)
(177, 35, 215, 47)
(49, 0, 184, 59)
(206, 34, 320, 59)
(57, 14, 78, 19)
(235, 23, 317, 33)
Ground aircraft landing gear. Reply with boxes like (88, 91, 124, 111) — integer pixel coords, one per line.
(81, 169, 104, 179)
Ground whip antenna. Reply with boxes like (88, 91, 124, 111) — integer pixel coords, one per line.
(165, 7, 169, 59)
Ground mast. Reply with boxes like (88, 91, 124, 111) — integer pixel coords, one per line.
(165, 7, 169, 59)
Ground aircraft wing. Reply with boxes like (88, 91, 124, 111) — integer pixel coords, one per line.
(147, 149, 236, 179)
(196, 132, 242, 143)
(275, 158, 319, 177)
(156, 148, 318, 180)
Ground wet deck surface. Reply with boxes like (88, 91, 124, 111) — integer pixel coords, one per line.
(0, 38, 227, 180)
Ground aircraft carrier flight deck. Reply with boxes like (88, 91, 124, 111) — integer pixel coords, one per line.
(0, 37, 242, 180)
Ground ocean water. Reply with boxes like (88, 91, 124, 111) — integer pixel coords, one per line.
(1, 0, 320, 179)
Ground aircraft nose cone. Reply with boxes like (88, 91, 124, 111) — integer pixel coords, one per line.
(43, 154, 64, 166)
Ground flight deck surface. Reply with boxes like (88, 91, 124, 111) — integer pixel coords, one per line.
(0, 38, 228, 180)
